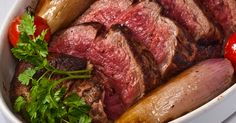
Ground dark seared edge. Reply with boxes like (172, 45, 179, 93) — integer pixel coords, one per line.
(47, 53, 87, 71)
(195, 43, 223, 61)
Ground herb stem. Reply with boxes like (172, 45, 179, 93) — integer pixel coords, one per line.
(37, 70, 50, 83)
(48, 71, 55, 79)
(62, 119, 70, 123)
(45, 65, 92, 75)
(51, 75, 91, 89)
(55, 69, 92, 74)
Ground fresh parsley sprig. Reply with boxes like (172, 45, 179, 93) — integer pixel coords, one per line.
(12, 12, 92, 123)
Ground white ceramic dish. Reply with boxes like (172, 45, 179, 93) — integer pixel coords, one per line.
(1, 0, 236, 123)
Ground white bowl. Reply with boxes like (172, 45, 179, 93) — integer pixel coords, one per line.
(1, 0, 236, 123)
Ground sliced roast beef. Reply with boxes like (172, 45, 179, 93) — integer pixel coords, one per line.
(49, 25, 147, 119)
(113, 1, 197, 78)
(112, 25, 161, 92)
(49, 25, 98, 59)
(156, 0, 222, 44)
(196, 0, 236, 35)
(10, 53, 107, 123)
(73, 0, 132, 28)
(88, 28, 146, 107)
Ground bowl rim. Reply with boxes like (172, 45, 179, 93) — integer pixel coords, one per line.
(1, 0, 236, 123)
(0, 0, 27, 122)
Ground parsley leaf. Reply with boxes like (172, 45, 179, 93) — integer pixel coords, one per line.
(18, 67, 36, 85)
(19, 12, 35, 36)
(35, 35, 48, 58)
(14, 96, 26, 112)
(54, 88, 66, 102)
(11, 31, 48, 66)
(64, 93, 89, 108)
(64, 93, 91, 123)
(11, 12, 48, 66)
(79, 114, 92, 123)
(68, 113, 92, 123)
(13, 12, 92, 123)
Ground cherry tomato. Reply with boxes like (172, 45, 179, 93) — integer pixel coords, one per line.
(8, 15, 51, 47)
(224, 32, 236, 70)
(8, 16, 21, 47)
(34, 16, 51, 42)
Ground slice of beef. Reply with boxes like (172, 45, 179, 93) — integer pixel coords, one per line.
(73, 0, 132, 28)
(89, 28, 147, 105)
(115, 25, 161, 92)
(47, 53, 87, 71)
(49, 25, 147, 119)
(10, 53, 107, 122)
(196, 0, 236, 36)
(156, 0, 222, 44)
(113, 1, 197, 79)
(49, 25, 99, 59)
(89, 29, 156, 119)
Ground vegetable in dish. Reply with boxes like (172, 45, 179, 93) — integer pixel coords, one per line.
(8, 14, 50, 47)
(36, 0, 95, 33)
(116, 59, 234, 123)
(225, 32, 236, 70)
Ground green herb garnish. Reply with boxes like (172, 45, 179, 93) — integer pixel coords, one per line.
(12, 12, 92, 123)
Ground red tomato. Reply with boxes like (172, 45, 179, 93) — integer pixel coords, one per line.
(8, 15, 51, 47)
(34, 16, 51, 42)
(8, 16, 21, 47)
(224, 32, 236, 70)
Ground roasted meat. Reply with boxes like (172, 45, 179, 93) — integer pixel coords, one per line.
(196, 0, 236, 36)
(157, 0, 222, 44)
(49, 25, 99, 59)
(113, 1, 197, 78)
(74, 0, 133, 29)
(12, 0, 233, 122)
(10, 53, 108, 123)
(49, 24, 148, 119)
